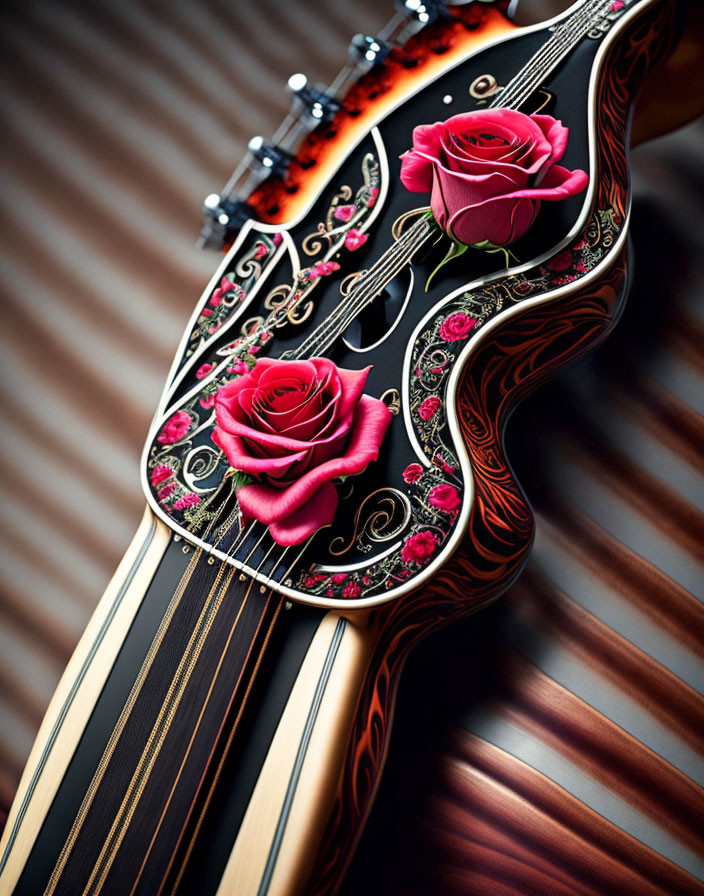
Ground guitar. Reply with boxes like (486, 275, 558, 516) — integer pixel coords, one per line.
(0, 1, 686, 894)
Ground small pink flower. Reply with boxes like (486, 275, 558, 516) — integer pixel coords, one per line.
(343, 582, 361, 598)
(401, 530, 437, 565)
(227, 360, 249, 376)
(362, 575, 371, 585)
(546, 249, 573, 272)
(429, 484, 461, 513)
(345, 228, 368, 251)
(332, 573, 347, 584)
(311, 260, 341, 278)
(196, 363, 213, 380)
(367, 187, 379, 207)
(327, 587, 334, 597)
(418, 396, 442, 421)
(402, 463, 424, 484)
(151, 464, 174, 486)
(173, 492, 201, 511)
(210, 276, 233, 307)
(200, 394, 215, 409)
(433, 452, 456, 475)
(333, 204, 356, 222)
(249, 345, 259, 354)
(158, 481, 176, 500)
(209, 323, 221, 334)
(201, 308, 213, 317)
(255, 243, 268, 259)
(273, 232, 283, 245)
(304, 576, 316, 587)
(611, 0, 624, 10)
(158, 410, 192, 445)
(439, 312, 476, 342)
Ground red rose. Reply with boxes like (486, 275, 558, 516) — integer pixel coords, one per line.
(345, 228, 368, 251)
(546, 249, 574, 272)
(213, 358, 392, 546)
(418, 396, 442, 420)
(151, 464, 173, 486)
(439, 312, 476, 342)
(400, 109, 588, 247)
(343, 582, 361, 598)
(401, 530, 437, 564)
(196, 363, 213, 380)
(173, 492, 200, 510)
(158, 410, 192, 444)
(428, 484, 461, 512)
(402, 463, 424, 484)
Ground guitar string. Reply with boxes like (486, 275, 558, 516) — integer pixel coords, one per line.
(229, 215, 428, 372)
(496, 0, 609, 108)
(292, 216, 432, 359)
(495, 0, 613, 110)
(291, 217, 429, 357)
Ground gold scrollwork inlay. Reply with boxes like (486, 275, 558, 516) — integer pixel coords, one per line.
(328, 488, 411, 557)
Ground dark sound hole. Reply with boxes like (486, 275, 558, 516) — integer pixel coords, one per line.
(343, 266, 412, 350)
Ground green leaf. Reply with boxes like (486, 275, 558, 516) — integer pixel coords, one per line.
(425, 237, 469, 292)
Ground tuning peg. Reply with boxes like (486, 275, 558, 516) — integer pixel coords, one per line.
(394, 0, 447, 31)
(348, 34, 391, 71)
(199, 193, 254, 250)
(247, 136, 292, 178)
(287, 73, 341, 126)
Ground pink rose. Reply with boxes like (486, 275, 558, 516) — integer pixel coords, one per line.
(255, 243, 268, 259)
(400, 109, 588, 247)
(158, 481, 175, 500)
(213, 358, 392, 546)
(158, 410, 192, 444)
(418, 396, 442, 420)
(546, 249, 574, 272)
(151, 464, 174, 486)
(402, 463, 424, 484)
(333, 204, 356, 222)
(227, 360, 249, 376)
(200, 394, 216, 410)
(429, 484, 461, 512)
(439, 312, 476, 342)
(174, 492, 201, 510)
(343, 582, 361, 598)
(332, 573, 347, 584)
(209, 277, 233, 307)
(196, 363, 213, 380)
(401, 530, 437, 565)
(345, 228, 368, 251)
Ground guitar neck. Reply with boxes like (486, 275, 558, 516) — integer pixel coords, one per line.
(3, 520, 377, 896)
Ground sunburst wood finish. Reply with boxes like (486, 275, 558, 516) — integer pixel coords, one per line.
(0, 1, 688, 895)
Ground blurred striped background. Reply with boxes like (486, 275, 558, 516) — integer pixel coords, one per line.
(1, 0, 702, 892)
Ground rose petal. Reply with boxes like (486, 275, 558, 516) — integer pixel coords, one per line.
(236, 396, 391, 530)
(267, 481, 339, 545)
(399, 149, 434, 193)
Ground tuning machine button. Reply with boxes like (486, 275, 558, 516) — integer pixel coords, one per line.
(395, 0, 446, 27)
(247, 136, 292, 178)
(287, 73, 341, 127)
(199, 193, 254, 250)
(348, 34, 391, 71)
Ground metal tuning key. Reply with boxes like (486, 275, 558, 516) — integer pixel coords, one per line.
(348, 34, 392, 72)
(247, 136, 292, 178)
(287, 73, 341, 127)
(198, 194, 254, 250)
